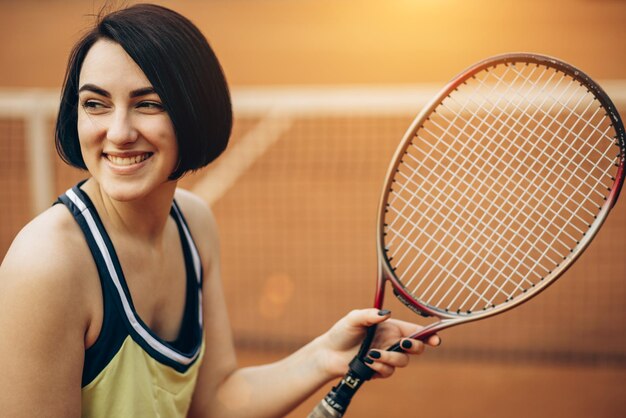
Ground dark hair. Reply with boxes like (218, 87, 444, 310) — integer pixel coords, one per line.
(55, 3, 232, 179)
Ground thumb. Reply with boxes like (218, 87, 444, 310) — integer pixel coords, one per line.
(344, 308, 391, 328)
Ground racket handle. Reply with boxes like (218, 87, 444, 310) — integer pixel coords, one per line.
(307, 357, 376, 418)
(308, 400, 344, 418)
(386, 340, 403, 352)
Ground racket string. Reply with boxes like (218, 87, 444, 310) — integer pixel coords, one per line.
(457, 76, 609, 237)
(485, 64, 617, 191)
(383, 59, 523, 236)
(472, 65, 613, 206)
(390, 90, 538, 304)
(387, 202, 495, 307)
(506, 63, 619, 148)
(393, 161, 538, 306)
(388, 188, 532, 311)
(384, 61, 620, 313)
(385, 63, 524, 252)
(398, 75, 583, 307)
(390, 80, 565, 309)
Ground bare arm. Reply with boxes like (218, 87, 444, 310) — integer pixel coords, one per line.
(192, 308, 438, 418)
(179, 190, 439, 418)
(0, 208, 90, 417)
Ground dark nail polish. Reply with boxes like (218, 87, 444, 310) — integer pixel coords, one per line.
(401, 339, 413, 350)
(368, 350, 381, 359)
(364, 357, 374, 364)
(378, 309, 391, 316)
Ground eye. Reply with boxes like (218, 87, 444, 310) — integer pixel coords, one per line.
(81, 99, 108, 114)
(136, 101, 165, 113)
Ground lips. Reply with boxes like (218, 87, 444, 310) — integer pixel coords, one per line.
(104, 152, 153, 166)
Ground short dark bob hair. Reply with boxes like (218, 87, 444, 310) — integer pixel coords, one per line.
(55, 3, 232, 179)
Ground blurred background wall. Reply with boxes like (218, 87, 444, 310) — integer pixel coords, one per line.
(2, 0, 626, 87)
(1, 1, 625, 417)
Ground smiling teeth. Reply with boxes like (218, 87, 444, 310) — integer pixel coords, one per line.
(107, 153, 151, 166)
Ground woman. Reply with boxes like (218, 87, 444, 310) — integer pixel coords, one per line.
(0, 4, 440, 417)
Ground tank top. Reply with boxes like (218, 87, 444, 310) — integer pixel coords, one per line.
(57, 183, 205, 418)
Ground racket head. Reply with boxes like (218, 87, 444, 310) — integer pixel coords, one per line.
(377, 53, 625, 324)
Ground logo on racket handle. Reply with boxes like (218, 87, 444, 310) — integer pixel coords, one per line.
(342, 374, 361, 389)
(320, 358, 376, 416)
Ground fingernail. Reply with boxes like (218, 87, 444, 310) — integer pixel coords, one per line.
(368, 350, 381, 359)
(378, 309, 391, 316)
(364, 357, 374, 364)
(435, 336, 442, 346)
(401, 339, 413, 350)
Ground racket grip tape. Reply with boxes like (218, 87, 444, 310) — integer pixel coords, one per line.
(307, 358, 376, 418)
(308, 400, 344, 418)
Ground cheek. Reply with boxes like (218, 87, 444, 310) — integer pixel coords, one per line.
(166, 131, 178, 156)
(163, 131, 179, 169)
(77, 113, 101, 147)
(153, 120, 178, 158)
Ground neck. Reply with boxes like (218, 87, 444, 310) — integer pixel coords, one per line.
(82, 178, 177, 244)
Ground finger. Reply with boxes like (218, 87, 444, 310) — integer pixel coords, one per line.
(398, 338, 426, 354)
(382, 318, 428, 337)
(426, 334, 442, 347)
(367, 349, 410, 368)
(344, 308, 392, 328)
(363, 357, 395, 379)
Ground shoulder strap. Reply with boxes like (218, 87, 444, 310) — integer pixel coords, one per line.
(171, 200, 203, 288)
(56, 185, 129, 387)
(57, 186, 205, 378)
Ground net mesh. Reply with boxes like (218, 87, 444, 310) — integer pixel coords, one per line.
(1, 86, 625, 366)
(0, 118, 31, 255)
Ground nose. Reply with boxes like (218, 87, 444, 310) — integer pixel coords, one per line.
(106, 110, 138, 145)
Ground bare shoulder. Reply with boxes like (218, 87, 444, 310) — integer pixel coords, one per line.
(174, 188, 220, 268)
(174, 188, 216, 225)
(174, 189, 219, 241)
(0, 203, 94, 311)
(0, 204, 88, 414)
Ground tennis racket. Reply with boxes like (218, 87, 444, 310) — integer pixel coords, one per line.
(308, 53, 625, 418)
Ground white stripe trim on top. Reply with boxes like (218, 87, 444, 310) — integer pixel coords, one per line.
(66, 188, 200, 365)
(171, 202, 204, 327)
(171, 202, 202, 283)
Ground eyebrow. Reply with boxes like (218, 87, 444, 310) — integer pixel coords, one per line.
(78, 84, 157, 98)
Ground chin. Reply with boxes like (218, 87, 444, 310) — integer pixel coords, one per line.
(101, 182, 149, 202)
(99, 177, 170, 202)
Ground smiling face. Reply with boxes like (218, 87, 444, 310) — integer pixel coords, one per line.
(77, 39, 178, 202)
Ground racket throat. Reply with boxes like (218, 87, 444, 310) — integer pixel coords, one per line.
(393, 288, 432, 318)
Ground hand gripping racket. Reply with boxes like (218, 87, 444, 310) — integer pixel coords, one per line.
(308, 53, 625, 418)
